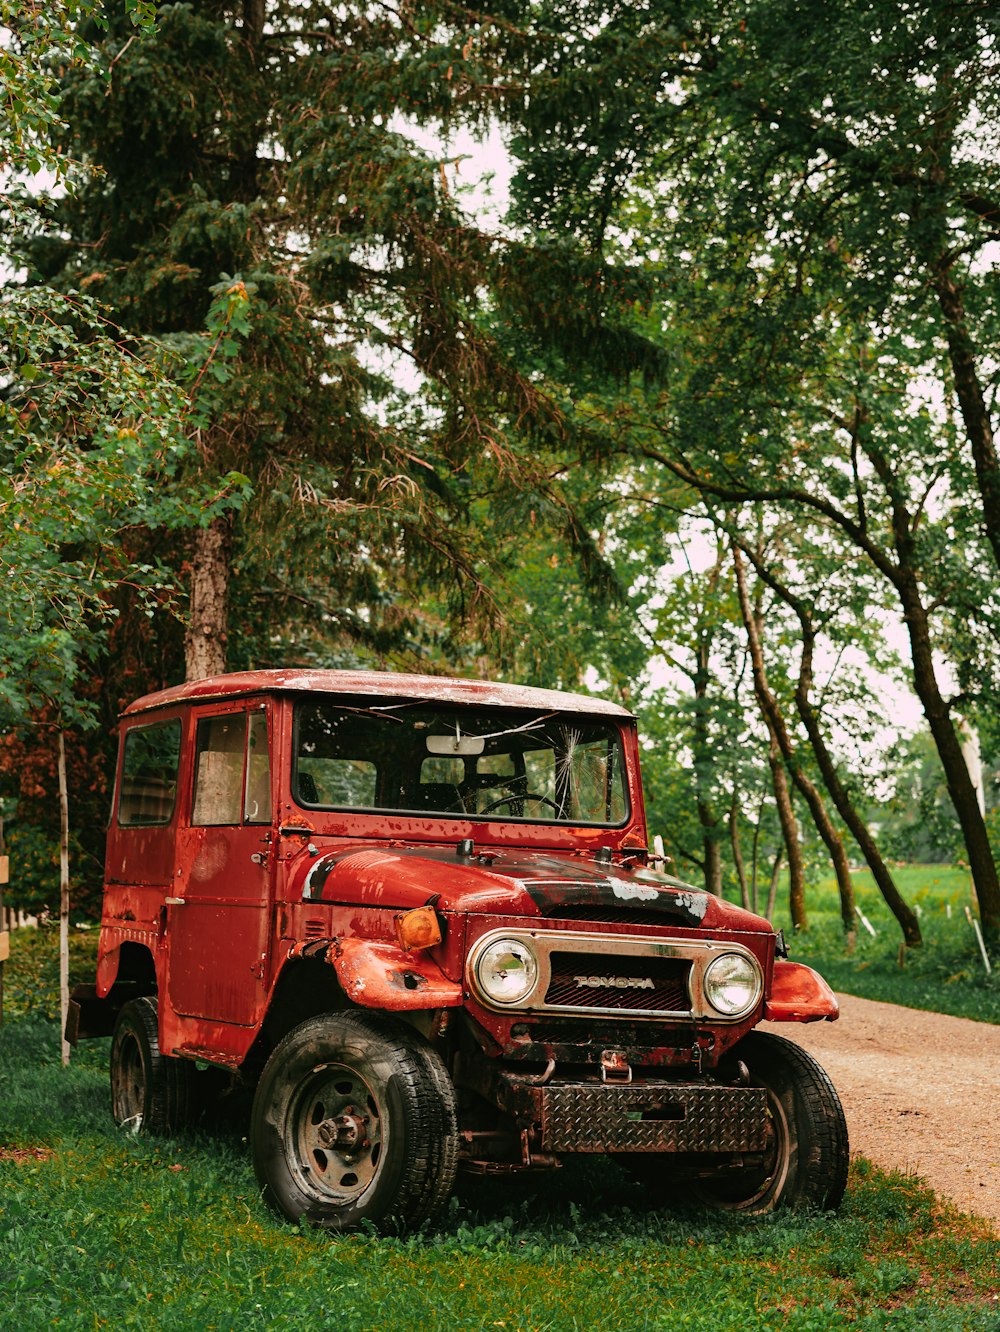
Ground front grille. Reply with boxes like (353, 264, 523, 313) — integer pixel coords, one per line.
(467, 928, 763, 1023)
(545, 953, 691, 1013)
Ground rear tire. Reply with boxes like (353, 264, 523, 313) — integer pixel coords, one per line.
(110, 996, 195, 1135)
(251, 1011, 458, 1233)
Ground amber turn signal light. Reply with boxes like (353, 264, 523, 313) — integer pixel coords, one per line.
(395, 904, 443, 952)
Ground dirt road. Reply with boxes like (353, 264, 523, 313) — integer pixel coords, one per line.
(766, 993, 1000, 1232)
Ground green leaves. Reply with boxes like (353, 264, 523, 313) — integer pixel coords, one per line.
(0, 280, 255, 726)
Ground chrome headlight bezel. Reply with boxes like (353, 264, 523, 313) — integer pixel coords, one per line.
(702, 951, 764, 1018)
(470, 935, 540, 1007)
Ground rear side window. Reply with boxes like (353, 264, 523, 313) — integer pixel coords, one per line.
(192, 715, 247, 826)
(118, 720, 182, 827)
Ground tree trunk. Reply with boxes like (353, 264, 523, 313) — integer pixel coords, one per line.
(749, 800, 764, 915)
(185, 518, 231, 681)
(765, 843, 782, 923)
(932, 268, 1000, 574)
(732, 545, 856, 943)
(700, 819, 723, 897)
(769, 738, 806, 930)
(58, 730, 70, 1068)
(889, 514, 1000, 938)
(692, 641, 723, 896)
(795, 635, 921, 947)
(899, 570, 1000, 935)
(743, 546, 922, 947)
(729, 794, 751, 911)
(640, 443, 1000, 937)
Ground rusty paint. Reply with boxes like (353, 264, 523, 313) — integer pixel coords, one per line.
(291, 844, 767, 935)
(123, 669, 634, 720)
(330, 938, 464, 1010)
(76, 669, 845, 1190)
(764, 960, 840, 1022)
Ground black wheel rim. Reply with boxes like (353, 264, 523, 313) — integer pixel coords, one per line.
(285, 1062, 385, 1206)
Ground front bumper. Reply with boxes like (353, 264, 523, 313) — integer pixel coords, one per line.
(498, 1076, 769, 1154)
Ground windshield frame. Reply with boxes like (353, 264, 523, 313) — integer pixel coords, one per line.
(290, 698, 632, 830)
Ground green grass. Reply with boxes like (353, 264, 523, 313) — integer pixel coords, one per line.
(763, 865, 1000, 1025)
(1, 929, 999, 1330)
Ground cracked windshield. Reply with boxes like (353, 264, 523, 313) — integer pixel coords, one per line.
(294, 702, 628, 825)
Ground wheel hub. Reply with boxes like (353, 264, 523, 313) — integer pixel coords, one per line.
(317, 1106, 370, 1153)
(287, 1063, 385, 1203)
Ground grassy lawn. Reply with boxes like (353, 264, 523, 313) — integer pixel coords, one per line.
(1, 928, 998, 1330)
(763, 865, 1000, 1025)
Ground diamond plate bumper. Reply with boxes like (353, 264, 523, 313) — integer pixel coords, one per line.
(516, 1082, 769, 1154)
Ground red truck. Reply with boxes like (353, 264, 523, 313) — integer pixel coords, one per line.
(68, 669, 847, 1231)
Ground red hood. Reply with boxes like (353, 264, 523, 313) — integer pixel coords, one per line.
(294, 844, 772, 934)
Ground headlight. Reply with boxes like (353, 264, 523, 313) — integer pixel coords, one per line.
(703, 952, 762, 1017)
(474, 937, 538, 1006)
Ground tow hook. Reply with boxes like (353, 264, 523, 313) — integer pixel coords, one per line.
(600, 1050, 632, 1083)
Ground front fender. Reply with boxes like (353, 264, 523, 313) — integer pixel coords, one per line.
(763, 960, 839, 1023)
(329, 938, 464, 1012)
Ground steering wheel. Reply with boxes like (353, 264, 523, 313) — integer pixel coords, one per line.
(480, 791, 560, 817)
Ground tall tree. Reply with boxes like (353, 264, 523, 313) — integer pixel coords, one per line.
(1, 0, 227, 721)
(732, 543, 858, 943)
(501, 0, 1000, 935)
(734, 531, 922, 946)
(20, 0, 565, 684)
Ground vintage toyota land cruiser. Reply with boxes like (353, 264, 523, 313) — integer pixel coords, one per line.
(68, 670, 848, 1231)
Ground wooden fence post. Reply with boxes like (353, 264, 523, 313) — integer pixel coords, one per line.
(58, 732, 71, 1067)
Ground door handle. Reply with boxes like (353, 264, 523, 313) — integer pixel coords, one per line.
(164, 897, 185, 906)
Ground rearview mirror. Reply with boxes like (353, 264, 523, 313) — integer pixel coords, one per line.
(426, 734, 485, 756)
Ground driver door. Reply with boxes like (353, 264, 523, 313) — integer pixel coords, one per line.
(167, 703, 273, 1026)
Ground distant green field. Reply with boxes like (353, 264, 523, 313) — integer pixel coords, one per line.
(763, 865, 1000, 1025)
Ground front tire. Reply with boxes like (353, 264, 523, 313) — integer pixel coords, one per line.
(250, 1011, 459, 1233)
(695, 1031, 849, 1213)
(110, 996, 195, 1135)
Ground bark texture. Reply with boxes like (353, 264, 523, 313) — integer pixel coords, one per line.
(880, 485, 1000, 938)
(732, 545, 857, 943)
(185, 518, 231, 682)
(932, 268, 1000, 574)
(742, 545, 922, 947)
(769, 739, 806, 930)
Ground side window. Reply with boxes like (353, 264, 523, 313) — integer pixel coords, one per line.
(192, 715, 247, 826)
(118, 720, 182, 827)
(244, 711, 271, 824)
(297, 757, 377, 807)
